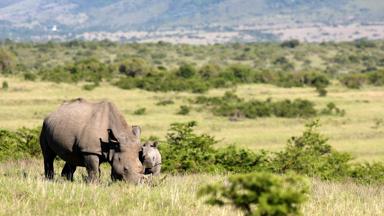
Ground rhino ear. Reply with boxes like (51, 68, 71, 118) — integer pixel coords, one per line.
(132, 125, 141, 137)
(151, 141, 159, 148)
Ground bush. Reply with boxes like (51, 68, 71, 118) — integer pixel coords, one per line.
(2, 81, 8, 90)
(0, 48, 15, 74)
(118, 57, 153, 77)
(214, 146, 271, 173)
(195, 92, 319, 119)
(349, 162, 384, 184)
(339, 73, 366, 89)
(160, 121, 217, 173)
(82, 82, 99, 91)
(176, 64, 196, 78)
(39, 58, 113, 83)
(198, 172, 309, 216)
(177, 105, 190, 115)
(320, 102, 345, 116)
(272, 120, 352, 180)
(156, 99, 174, 106)
(133, 108, 146, 115)
(367, 69, 384, 86)
(24, 72, 37, 81)
(0, 127, 41, 161)
(281, 40, 300, 48)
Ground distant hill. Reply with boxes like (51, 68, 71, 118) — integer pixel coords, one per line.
(0, 0, 383, 42)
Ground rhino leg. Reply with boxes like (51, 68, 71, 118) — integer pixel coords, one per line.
(41, 143, 57, 180)
(83, 154, 100, 183)
(61, 163, 77, 181)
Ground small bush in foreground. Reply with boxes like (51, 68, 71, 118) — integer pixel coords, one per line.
(198, 172, 309, 216)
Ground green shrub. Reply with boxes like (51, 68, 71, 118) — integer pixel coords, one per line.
(2, 81, 8, 90)
(198, 172, 309, 216)
(156, 99, 174, 106)
(367, 69, 384, 86)
(214, 146, 271, 173)
(320, 102, 345, 116)
(281, 40, 300, 48)
(82, 82, 99, 91)
(118, 57, 153, 77)
(133, 108, 146, 115)
(272, 120, 352, 180)
(195, 92, 318, 119)
(0, 48, 15, 74)
(24, 72, 37, 81)
(339, 73, 366, 89)
(176, 64, 196, 78)
(349, 162, 384, 184)
(160, 121, 217, 173)
(316, 86, 327, 97)
(177, 105, 190, 115)
(39, 58, 112, 83)
(0, 127, 41, 161)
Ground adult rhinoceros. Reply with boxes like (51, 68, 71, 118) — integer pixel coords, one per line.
(39, 98, 144, 183)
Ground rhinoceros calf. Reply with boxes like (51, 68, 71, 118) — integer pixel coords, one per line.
(140, 141, 161, 176)
(39, 98, 145, 183)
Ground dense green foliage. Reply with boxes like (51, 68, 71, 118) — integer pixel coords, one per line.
(272, 120, 352, 180)
(0, 121, 383, 185)
(160, 121, 269, 173)
(198, 172, 309, 216)
(194, 92, 344, 119)
(0, 127, 40, 161)
(2, 40, 384, 92)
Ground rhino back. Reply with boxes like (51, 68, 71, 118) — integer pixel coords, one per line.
(43, 99, 131, 161)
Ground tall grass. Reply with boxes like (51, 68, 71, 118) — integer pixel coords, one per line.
(0, 160, 383, 216)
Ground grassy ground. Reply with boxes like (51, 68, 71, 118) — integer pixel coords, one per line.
(0, 159, 383, 216)
(1, 77, 384, 215)
(1, 77, 384, 161)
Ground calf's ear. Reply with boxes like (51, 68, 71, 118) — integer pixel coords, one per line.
(132, 125, 141, 137)
(151, 141, 159, 148)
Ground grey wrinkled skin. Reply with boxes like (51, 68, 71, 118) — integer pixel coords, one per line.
(140, 141, 161, 176)
(39, 98, 145, 183)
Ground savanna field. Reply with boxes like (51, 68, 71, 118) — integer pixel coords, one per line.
(1, 40, 384, 215)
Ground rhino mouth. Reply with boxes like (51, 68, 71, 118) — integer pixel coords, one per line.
(144, 168, 153, 175)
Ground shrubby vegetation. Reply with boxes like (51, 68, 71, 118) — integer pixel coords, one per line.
(0, 127, 41, 161)
(198, 172, 309, 216)
(3, 40, 384, 92)
(0, 121, 383, 185)
(194, 92, 344, 119)
(160, 121, 384, 184)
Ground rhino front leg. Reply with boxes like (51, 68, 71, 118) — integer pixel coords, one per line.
(61, 163, 77, 181)
(83, 154, 100, 183)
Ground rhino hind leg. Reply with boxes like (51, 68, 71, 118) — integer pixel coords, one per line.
(83, 154, 100, 183)
(61, 163, 77, 181)
(41, 145, 57, 180)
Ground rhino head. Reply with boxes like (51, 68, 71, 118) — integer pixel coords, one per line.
(140, 141, 162, 176)
(105, 126, 145, 183)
